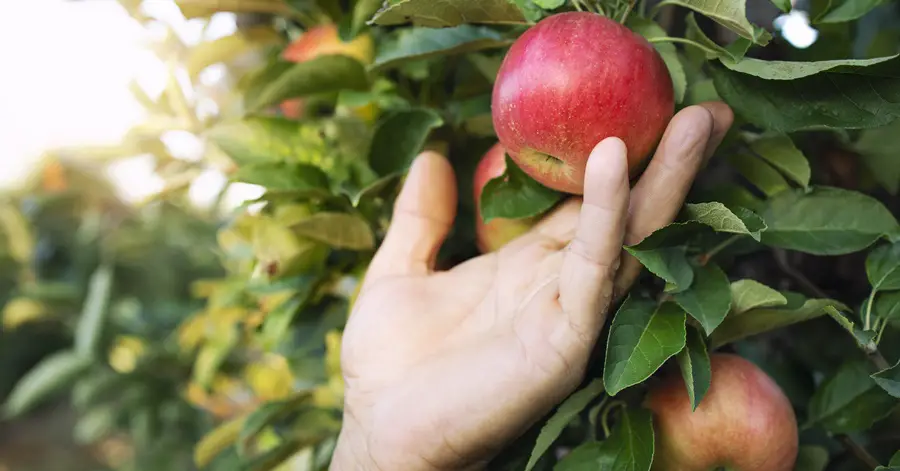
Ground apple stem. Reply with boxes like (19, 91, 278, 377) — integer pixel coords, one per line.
(647, 36, 721, 57)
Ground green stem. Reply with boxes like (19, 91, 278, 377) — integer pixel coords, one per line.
(875, 317, 888, 345)
(600, 400, 627, 438)
(620, 0, 637, 23)
(865, 290, 876, 331)
(648, 36, 720, 57)
(697, 235, 740, 265)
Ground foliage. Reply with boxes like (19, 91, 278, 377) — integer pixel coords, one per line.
(5, 0, 900, 469)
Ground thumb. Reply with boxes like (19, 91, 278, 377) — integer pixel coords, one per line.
(367, 151, 458, 280)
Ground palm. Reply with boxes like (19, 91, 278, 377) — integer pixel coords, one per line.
(333, 103, 732, 471)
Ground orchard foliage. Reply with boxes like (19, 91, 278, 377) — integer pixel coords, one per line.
(3, 0, 900, 469)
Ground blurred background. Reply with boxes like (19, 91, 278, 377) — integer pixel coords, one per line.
(0, 0, 848, 470)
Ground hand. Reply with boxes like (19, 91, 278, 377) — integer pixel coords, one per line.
(331, 102, 734, 471)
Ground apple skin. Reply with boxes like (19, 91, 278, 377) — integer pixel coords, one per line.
(279, 24, 375, 119)
(474, 143, 536, 253)
(492, 12, 674, 194)
(646, 353, 799, 471)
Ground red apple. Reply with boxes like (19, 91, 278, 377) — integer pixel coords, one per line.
(646, 353, 798, 471)
(492, 12, 674, 194)
(474, 143, 536, 253)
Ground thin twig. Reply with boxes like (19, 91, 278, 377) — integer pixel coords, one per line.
(696, 235, 741, 266)
(772, 249, 830, 299)
(836, 434, 882, 469)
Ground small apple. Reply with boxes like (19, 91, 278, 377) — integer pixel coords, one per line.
(646, 353, 798, 471)
(474, 143, 536, 253)
(279, 24, 376, 120)
(492, 12, 674, 194)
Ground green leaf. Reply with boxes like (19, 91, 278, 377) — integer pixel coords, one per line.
(233, 163, 331, 196)
(260, 294, 308, 348)
(683, 202, 766, 241)
(684, 13, 751, 61)
(187, 26, 282, 79)
(371, 0, 527, 27)
(673, 263, 732, 335)
(628, 18, 686, 104)
(867, 242, 900, 290)
(604, 299, 687, 396)
(4, 350, 92, 418)
(534, 0, 565, 7)
(623, 246, 694, 292)
(291, 212, 374, 250)
(749, 134, 811, 189)
(823, 306, 877, 350)
(74, 264, 114, 357)
(793, 446, 829, 471)
(727, 152, 791, 197)
(350, 0, 383, 36)
(513, 0, 545, 22)
(761, 187, 899, 255)
(480, 155, 562, 222)
(370, 108, 444, 176)
(74, 405, 117, 444)
(556, 409, 654, 470)
(238, 394, 312, 454)
(711, 296, 845, 348)
(875, 290, 900, 320)
(677, 327, 711, 411)
(710, 62, 900, 132)
(815, 0, 888, 23)
(372, 25, 511, 70)
(248, 55, 369, 111)
(730, 279, 788, 315)
(720, 54, 899, 80)
(872, 360, 900, 398)
(892, 451, 900, 466)
(342, 173, 401, 207)
(209, 118, 335, 169)
(855, 120, 900, 194)
(807, 360, 897, 433)
(771, 0, 792, 12)
(525, 379, 605, 471)
(655, 0, 771, 44)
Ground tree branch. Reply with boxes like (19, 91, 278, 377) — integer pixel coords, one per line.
(836, 434, 882, 469)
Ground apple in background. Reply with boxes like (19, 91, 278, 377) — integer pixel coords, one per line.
(279, 24, 375, 119)
(492, 12, 674, 194)
(474, 143, 536, 253)
(646, 353, 798, 471)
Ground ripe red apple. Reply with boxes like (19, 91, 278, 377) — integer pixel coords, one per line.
(492, 12, 674, 194)
(474, 143, 536, 253)
(646, 353, 798, 471)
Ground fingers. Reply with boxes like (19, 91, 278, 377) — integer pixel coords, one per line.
(366, 151, 458, 282)
(613, 104, 731, 296)
(558, 137, 631, 333)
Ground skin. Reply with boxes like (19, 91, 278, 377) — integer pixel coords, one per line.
(474, 143, 536, 253)
(328, 102, 733, 471)
(492, 12, 674, 195)
(647, 354, 799, 471)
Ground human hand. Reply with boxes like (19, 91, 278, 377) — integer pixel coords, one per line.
(330, 102, 734, 471)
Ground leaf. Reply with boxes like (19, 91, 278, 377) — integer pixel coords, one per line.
(261, 289, 313, 348)
(771, 0, 793, 12)
(720, 54, 900, 80)
(239, 394, 312, 454)
(480, 155, 562, 222)
(674, 263, 732, 335)
(373, 25, 511, 70)
(710, 62, 900, 132)
(727, 152, 791, 197)
(195, 414, 246, 468)
(369, 108, 444, 176)
(867, 242, 900, 290)
(291, 212, 374, 250)
(684, 13, 750, 62)
(341, 173, 401, 207)
(815, 0, 888, 23)
(557, 408, 654, 471)
(371, 0, 528, 27)
(872, 360, 900, 398)
(855, 120, 900, 194)
(628, 18, 687, 104)
(711, 296, 845, 348)
(534, 0, 565, 7)
(623, 246, 694, 291)
(232, 163, 330, 197)
(677, 327, 711, 411)
(74, 265, 114, 357)
(525, 379, 605, 471)
(761, 187, 899, 255)
(187, 26, 282, 79)
(4, 350, 92, 418)
(892, 451, 900, 466)
(0, 204, 33, 263)
(730, 279, 788, 315)
(793, 446, 830, 471)
(875, 290, 900, 320)
(604, 299, 687, 396)
(823, 306, 877, 350)
(513, 0, 545, 22)
(749, 134, 811, 189)
(807, 360, 897, 433)
(209, 118, 335, 169)
(655, 0, 771, 44)
(176, 0, 295, 18)
(74, 405, 117, 444)
(248, 55, 369, 111)
(682, 202, 766, 241)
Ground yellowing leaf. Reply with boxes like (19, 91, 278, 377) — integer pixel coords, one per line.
(194, 414, 246, 468)
(2, 298, 48, 330)
(107, 336, 146, 374)
(245, 354, 295, 401)
(188, 26, 282, 79)
(0, 204, 33, 263)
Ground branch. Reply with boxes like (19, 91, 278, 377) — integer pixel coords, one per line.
(836, 434, 882, 469)
(772, 249, 829, 299)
